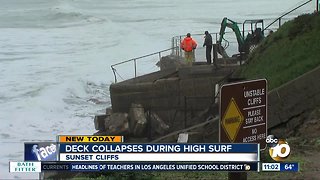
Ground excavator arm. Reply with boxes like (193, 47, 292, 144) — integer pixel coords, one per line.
(218, 17, 244, 47)
(217, 17, 246, 58)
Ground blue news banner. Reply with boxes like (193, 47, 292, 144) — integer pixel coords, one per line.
(38, 143, 259, 172)
(59, 143, 259, 153)
(58, 143, 259, 162)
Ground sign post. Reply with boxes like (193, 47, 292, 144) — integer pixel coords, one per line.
(220, 79, 267, 149)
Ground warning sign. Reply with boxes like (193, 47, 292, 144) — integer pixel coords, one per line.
(222, 98, 244, 142)
(220, 79, 267, 150)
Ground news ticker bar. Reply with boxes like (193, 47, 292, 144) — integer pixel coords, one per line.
(58, 136, 123, 143)
(10, 162, 259, 172)
(262, 163, 299, 172)
(10, 162, 299, 173)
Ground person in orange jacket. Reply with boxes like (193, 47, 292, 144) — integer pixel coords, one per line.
(180, 33, 197, 66)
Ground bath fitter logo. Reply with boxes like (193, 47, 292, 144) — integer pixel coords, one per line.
(9, 162, 41, 173)
(32, 143, 56, 161)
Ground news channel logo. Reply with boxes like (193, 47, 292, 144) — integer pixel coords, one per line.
(24, 142, 57, 161)
(266, 135, 291, 161)
(244, 164, 251, 171)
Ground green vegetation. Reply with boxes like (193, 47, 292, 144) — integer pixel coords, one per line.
(239, 13, 320, 90)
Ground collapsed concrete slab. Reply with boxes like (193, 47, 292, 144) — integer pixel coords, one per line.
(94, 114, 108, 131)
(147, 111, 170, 137)
(104, 113, 130, 135)
(156, 55, 187, 70)
(129, 103, 147, 137)
(106, 107, 112, 115)
(94, 108, 113, 131)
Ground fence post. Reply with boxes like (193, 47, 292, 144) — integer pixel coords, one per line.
(158, 52, 161, 61)
(215, 84, 219, 104)
(176, 38, 180, 56)
(134, 59, 137, 78)
(279, 18, 281, 28)
(171, 38, 174, 55)
(179, 36, 182, 58)
(175, 38, 178, 56)
(215, 33, 218, 43)
(111, 66, 117, 83)
(175, 38, 177, 56)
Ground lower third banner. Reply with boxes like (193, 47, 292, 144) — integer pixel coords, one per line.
(41, 162, 258, 172)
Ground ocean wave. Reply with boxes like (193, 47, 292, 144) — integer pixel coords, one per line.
(0, 5, 107, 28)
(45, 10, 106, 25)
(62, 80, 110, 119)
(0, 57, 29, 62)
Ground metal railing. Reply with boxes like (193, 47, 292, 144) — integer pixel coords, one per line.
(111, 47, 178, 83)
(172, 0, 313, 58)
(171, 31, 241, 60)
(171, 32, 219, 57)
(110, 0, 313, 83)
(171, 28, 278, 61)
(264, 0, 313, 31)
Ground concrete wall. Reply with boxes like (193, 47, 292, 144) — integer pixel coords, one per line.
(268, 65, 320, 137)
(150, 65, 320, 143)
(110, 65, 235, 132)
(109, 62, 320, 141)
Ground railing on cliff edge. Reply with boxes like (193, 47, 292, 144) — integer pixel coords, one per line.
(264, 0, 312, 31)
(110, 0, 313, 83)
(110, 47, 177, 83)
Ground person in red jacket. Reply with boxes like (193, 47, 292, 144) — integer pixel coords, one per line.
(180, 33, 197, 66)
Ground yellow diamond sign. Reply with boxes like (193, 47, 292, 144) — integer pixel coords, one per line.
(222, 98, 244, 142)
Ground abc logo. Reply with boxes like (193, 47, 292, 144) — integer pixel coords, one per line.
(266, 135, 290, 161)
(266, 135, 278, 147)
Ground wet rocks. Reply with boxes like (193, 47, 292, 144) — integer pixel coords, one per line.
(94, 104, 170, 139)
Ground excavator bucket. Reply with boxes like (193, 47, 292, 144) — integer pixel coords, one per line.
(216, 43, 229, 59)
